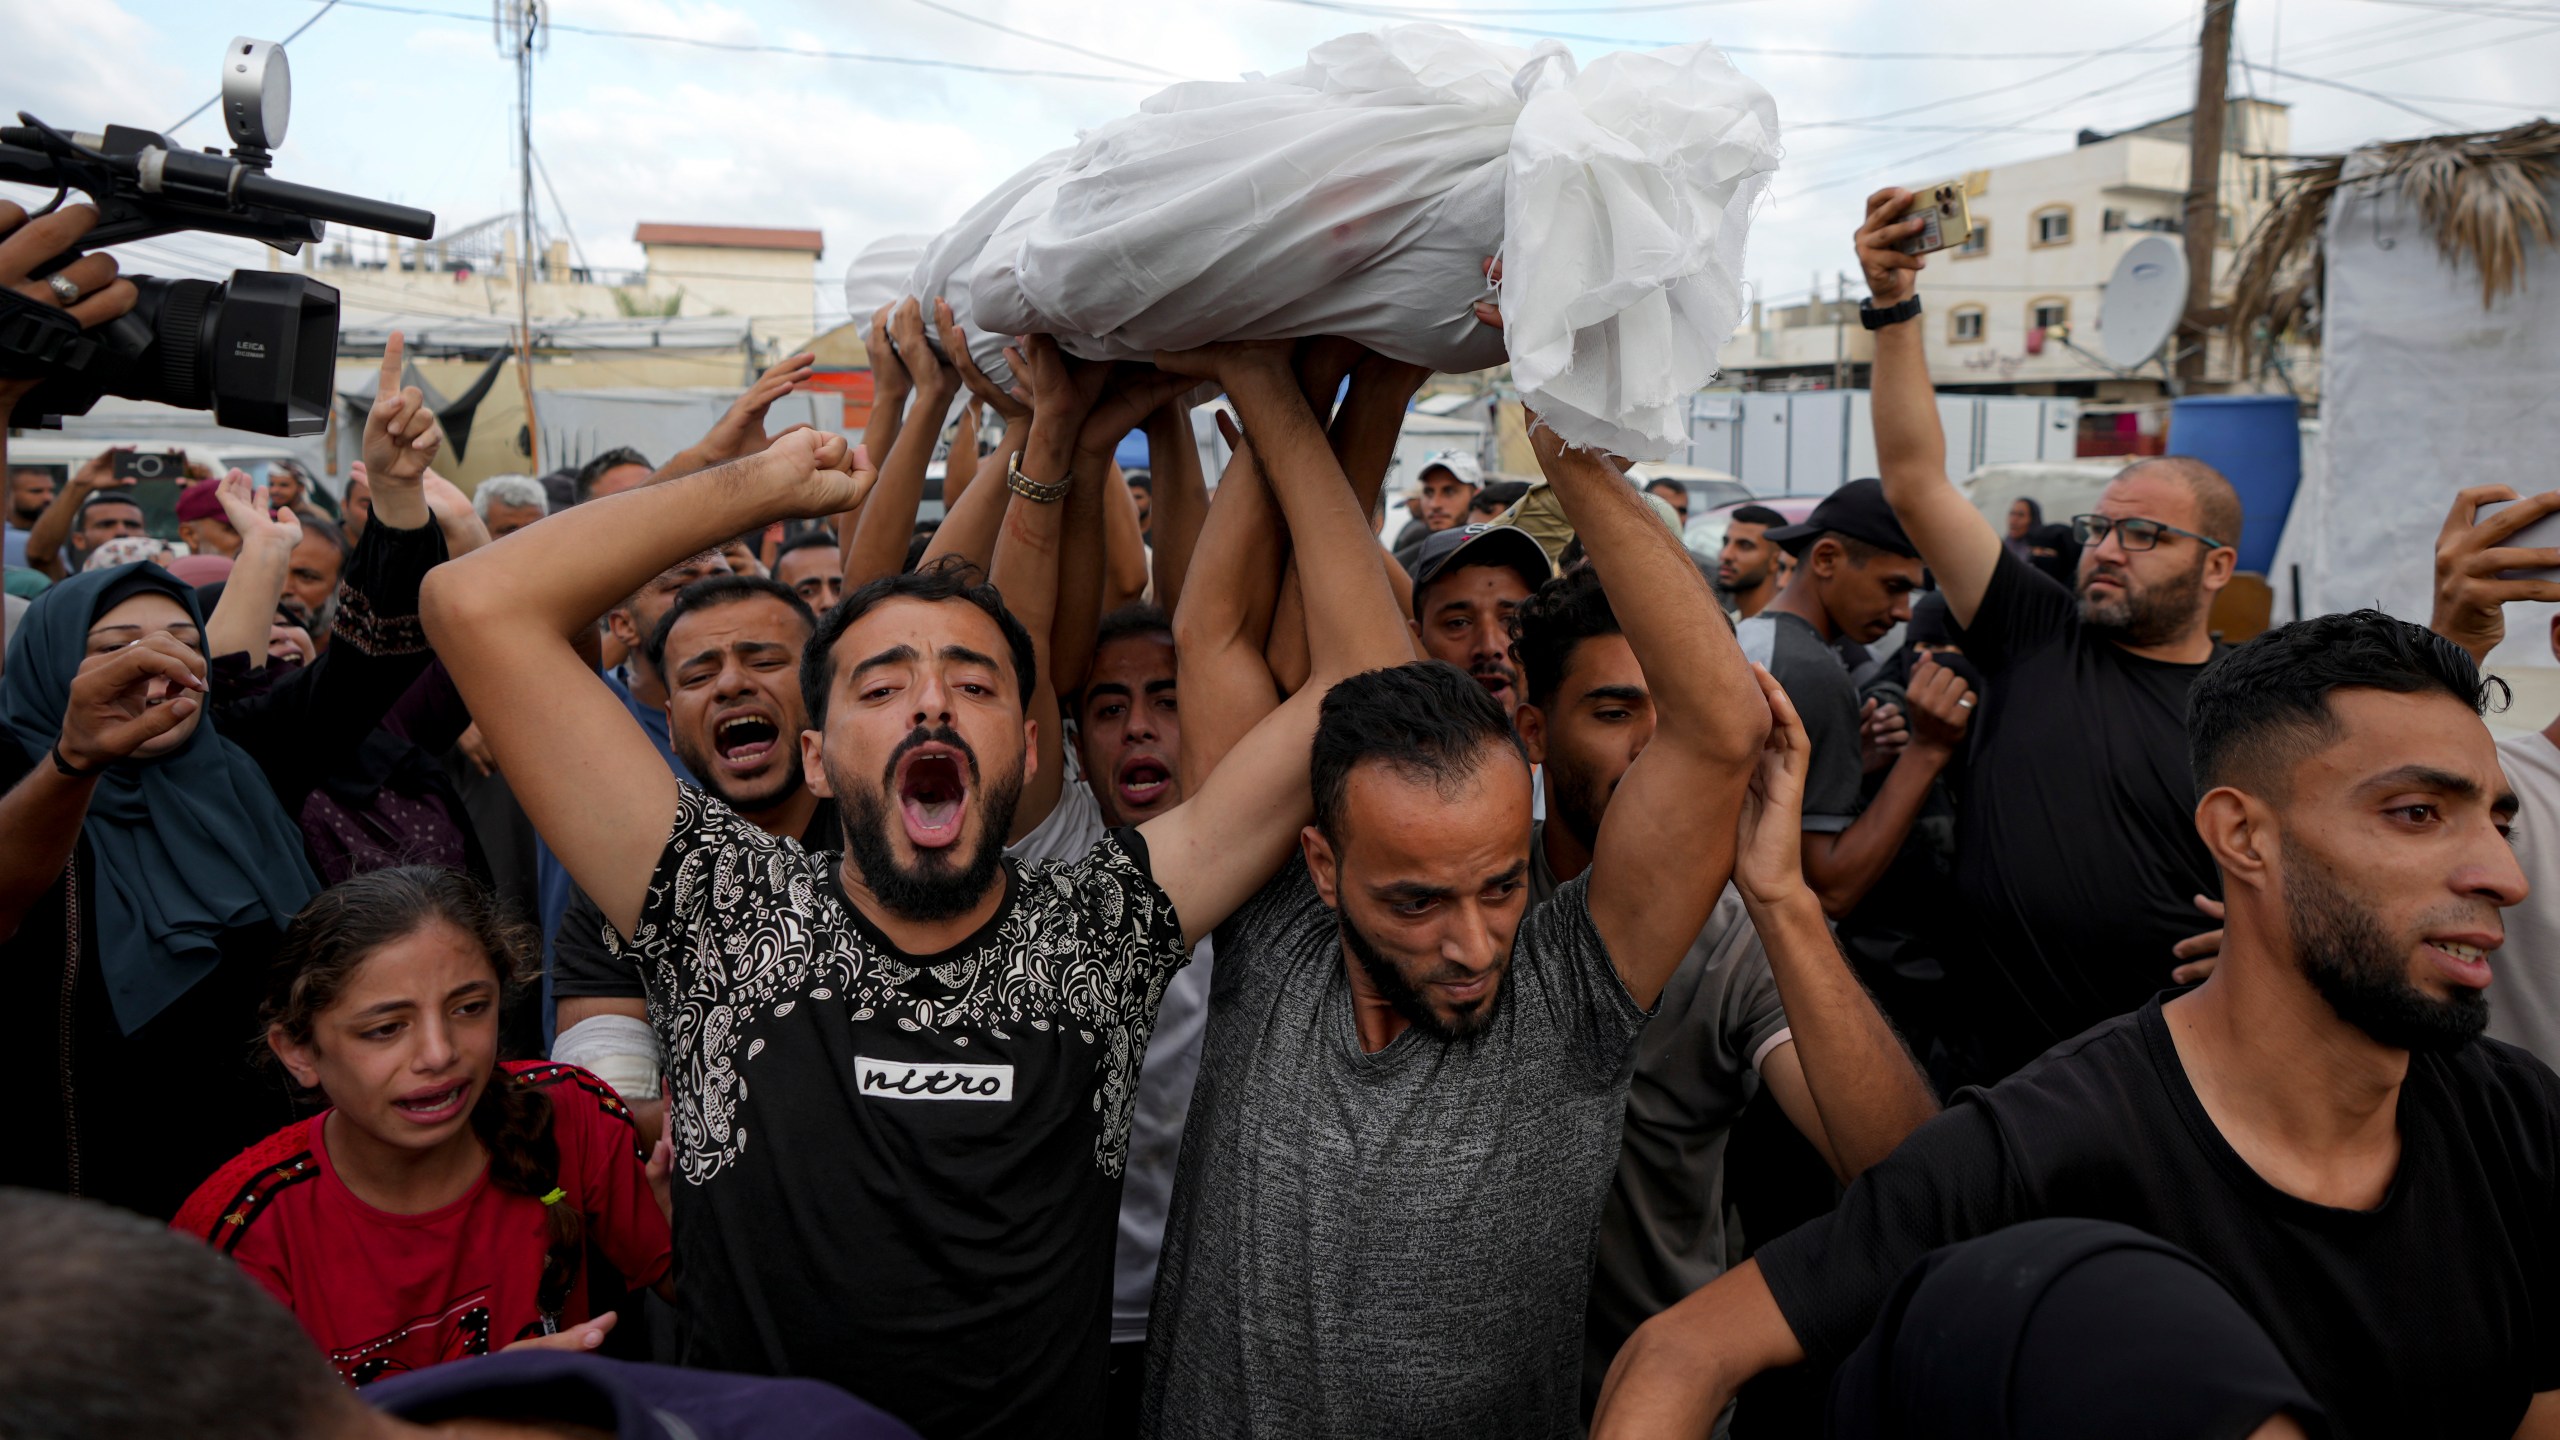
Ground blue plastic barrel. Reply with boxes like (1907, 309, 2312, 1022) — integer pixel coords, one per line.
(2165, 395, 2299, 574)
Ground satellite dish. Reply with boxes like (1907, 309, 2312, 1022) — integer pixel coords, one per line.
(2098, 235, 2189, 369)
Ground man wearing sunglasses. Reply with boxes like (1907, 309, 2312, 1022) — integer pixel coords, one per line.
(1851, 190, 2242, 1083)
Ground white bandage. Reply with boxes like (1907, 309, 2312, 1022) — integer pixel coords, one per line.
(551, 1013, 663, 1102)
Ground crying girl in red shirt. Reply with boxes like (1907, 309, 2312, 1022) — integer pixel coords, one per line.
(177, 867, 672, 1385)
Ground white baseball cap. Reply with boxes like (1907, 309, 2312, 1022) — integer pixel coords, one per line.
(1417, 450, 1483, 489)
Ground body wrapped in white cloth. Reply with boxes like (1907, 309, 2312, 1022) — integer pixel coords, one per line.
(911, 25, 1778, 458)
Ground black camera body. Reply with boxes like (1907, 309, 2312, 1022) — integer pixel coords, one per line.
(0, 39, 435, 437)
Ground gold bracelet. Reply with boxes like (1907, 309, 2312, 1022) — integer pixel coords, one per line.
(1006, 452, 1071, 504)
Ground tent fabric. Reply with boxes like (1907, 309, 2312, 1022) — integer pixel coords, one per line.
(910, 25, 1778, 459)
(2287, 153, 2560, 669)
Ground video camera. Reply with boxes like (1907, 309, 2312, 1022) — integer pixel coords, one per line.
(0, 38, 436, 436)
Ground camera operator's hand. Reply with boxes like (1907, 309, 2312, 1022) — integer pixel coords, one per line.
(362, 333, 441, 530)
(1855, 188, 1928, 308)
(0, 202, 139, 410)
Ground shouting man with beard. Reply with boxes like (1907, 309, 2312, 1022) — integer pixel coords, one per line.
(1595, 609, 2560, 1440)
(1854, 189, 2239, 1080)
(423, 332, 1415, 1440)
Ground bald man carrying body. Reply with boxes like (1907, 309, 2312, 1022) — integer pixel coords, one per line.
(1855, 190, 2241, 1080)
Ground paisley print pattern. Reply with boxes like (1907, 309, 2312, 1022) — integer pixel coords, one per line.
(612, 789, 1190, 1183)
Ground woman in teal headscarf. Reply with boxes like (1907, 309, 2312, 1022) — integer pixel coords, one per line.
(0, 562, 320, 1219)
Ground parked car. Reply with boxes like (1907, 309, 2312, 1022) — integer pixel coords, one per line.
(1626, 461, 1749, 523)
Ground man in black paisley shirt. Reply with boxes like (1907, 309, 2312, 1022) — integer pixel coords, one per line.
(424, 334, 1416, 1439)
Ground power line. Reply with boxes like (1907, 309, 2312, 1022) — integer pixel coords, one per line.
(167, 0, 346, 137)
(1791, 9, 2206, 130)
(2239, 63, 2464, 126)
(893, 0, 1192, 79)
(310, 0, 1163, 85)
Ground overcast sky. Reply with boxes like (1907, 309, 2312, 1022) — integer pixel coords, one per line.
(11, 0, 2558, 341)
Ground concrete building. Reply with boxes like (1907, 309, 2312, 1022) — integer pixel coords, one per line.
(630, 223, 825, 352)
(1722, 99, 2305, 405)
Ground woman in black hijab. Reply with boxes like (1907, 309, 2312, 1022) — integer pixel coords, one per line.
(0, 564, 321, 1218)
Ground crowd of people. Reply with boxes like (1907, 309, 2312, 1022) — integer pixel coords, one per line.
(3, 178, 2559, 1440)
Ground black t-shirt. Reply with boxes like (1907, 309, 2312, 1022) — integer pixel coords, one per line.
(608, 787, 1192, 1440)
(1952, 548, 2221, 1073)
(551, 803, 840, 1001)
(1743, 611, 1865, 834)
(1757, 999, 2560, 1438)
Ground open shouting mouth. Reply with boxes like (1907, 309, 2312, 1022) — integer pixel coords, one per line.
(712, 708, 783, 775)
(1115, 754, 1174, 812)
(895, 741, 973, 849)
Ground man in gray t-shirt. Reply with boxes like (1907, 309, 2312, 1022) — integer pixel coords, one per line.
(1144, 417, 1771, 1437)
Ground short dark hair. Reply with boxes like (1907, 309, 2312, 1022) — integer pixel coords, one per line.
(573, 445, 653, 504)
(1511, 565, 1620, 708)
(73, 490, 143, 526)
(902, 528, 938, 575)
(802, 557, 1039, 728)
(646, 574, 816, 676)
(1073, 603, 1175, 715)
(0, 1190, 353, 1439)
(1471, 480, 1531, 514)
(2188, 609, 2502, 799)
(776, 528, 841, 562)
(1729, 504, 1787, 529)
(1311, 661, 1526, 840)
(1123, 469, 1153, 492)
(294, 513, 349, 568)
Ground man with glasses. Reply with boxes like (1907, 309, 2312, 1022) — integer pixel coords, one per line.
(1852, 190, 2242, 1082)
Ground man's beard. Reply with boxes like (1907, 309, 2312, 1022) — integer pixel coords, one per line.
(675, 729, 807, 817)
(1718, 561, 1771, 601)
(1339, 905, 1507, 1042)
(2287, 845, 2488, 1053)
(834, 724, 1023, 923)
(2077, 553, 2205, 647)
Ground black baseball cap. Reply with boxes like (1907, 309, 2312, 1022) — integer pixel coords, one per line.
(1406, 523, 1554, 622)
(1764, 478, 1919, 559)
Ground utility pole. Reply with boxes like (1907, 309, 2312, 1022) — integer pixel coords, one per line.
(2177, 0, 2236, 385)
(1831, 272, 1849, 391)
(498, 0, 548, 470)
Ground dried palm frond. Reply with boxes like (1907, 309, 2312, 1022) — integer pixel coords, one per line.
(2228, 119, 2560, 372)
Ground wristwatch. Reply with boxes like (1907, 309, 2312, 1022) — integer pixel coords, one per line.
(1859, 296, 1923, 331)
(1006, 453, 1071, 505)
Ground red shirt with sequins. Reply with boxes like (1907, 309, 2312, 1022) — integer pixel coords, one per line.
(173, 1061, 671, 1385)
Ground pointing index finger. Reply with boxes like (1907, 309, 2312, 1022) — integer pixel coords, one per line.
(377, 332, 406, 403)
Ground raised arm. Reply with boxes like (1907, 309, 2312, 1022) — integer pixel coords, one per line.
(650, 351, 816, 484)
(1589, 1260, 1804, 1440)
(203, 470, 303, 667)
(845, 299, 957, 590)
(860, 303, 908, 486)
(1102, 464, 1151, 613)
(1537, 418, 1769, 1008)
(1267, 348, 1428, 691)
(1056, 367, 1189, 694)
(983, 336, 1113, 842)
(1141, 344, 1415, 947)
(1797, 654, 1976, 918)
(423, 432, 871, 937)
(920, 299, 1034, 574)
(0, 635, 205, 943)
(1733, 667, 1939, 1182)
(1856, 188, 2002, 626)
(1144, 397, 1209, 615)
(2429, 483, 2560, 666)
(1172, 415, 1288, 793)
